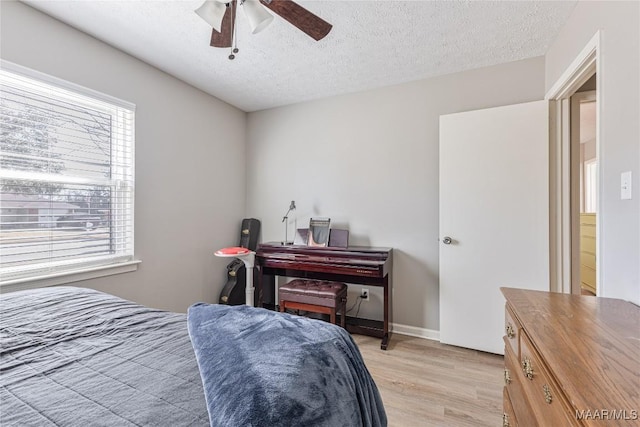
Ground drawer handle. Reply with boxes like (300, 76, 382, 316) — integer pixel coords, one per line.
(504, 368, 511, 385)
(505, 323, 516, 339)
(502, 413, 510, 427)
(522, 357, 534, 380)
(543, 384, 552, 404)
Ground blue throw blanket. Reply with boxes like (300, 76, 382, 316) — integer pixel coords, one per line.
(187, 304, 387, 427)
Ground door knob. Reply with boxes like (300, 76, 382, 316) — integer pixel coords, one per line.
(442, 236, 452, 245)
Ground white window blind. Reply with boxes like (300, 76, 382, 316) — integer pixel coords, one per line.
(0, 64, 135, 284)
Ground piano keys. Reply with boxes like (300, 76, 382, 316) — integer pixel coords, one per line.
(256, 242, 393, 349)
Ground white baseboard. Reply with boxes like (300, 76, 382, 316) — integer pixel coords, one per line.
(391, 322, 440, 341)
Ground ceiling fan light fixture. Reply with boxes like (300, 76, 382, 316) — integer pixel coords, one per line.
(195, 0, 227, 33)
(242, 0, 274, 34)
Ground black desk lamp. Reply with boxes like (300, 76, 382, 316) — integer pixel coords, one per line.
(282, 200, 296, 245)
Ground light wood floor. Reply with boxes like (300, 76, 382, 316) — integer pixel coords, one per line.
(353, 333, 504, 427)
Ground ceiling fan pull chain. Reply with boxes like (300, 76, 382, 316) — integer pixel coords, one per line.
(229, 0, 239, 60)
(232, 28, 239, 55)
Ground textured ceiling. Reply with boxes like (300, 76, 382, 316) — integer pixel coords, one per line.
(22, 0, 577, 112)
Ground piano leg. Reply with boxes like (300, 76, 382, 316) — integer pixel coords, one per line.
(381, 333, 390, 350)
(381, 274, 390, 350)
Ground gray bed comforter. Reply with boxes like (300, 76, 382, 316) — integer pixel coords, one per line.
(0, 286, 209, 426)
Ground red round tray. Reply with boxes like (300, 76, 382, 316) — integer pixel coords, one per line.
(215, 246, 251, 256)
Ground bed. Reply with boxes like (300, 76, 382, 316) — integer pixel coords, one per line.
(0, 286, 386, 426)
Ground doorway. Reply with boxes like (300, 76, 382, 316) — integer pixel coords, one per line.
(571, 84, 597, 295)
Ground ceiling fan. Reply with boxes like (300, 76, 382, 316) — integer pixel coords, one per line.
(195, 0, 332, 59)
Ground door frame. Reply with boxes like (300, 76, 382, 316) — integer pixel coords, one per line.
(546, 31, 602, 295)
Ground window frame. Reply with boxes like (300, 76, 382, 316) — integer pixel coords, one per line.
(0, 60, 139, 291)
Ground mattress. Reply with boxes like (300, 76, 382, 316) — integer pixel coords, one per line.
(0, 286, 209, 426)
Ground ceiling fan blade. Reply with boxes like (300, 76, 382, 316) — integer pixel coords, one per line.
(261, 0, 332, 41)
(210, 1, 236, 48)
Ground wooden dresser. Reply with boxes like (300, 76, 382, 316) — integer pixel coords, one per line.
(501, 288, 640, 426)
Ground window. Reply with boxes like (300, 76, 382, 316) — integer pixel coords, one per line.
(0, 63, 135, 285)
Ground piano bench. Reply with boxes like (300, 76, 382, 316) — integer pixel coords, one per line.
(279, 279, 347, 328)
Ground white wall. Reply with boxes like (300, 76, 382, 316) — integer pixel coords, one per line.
(1, 1, 247, 311)
(6, 1, 634, 327)
(246, 57, 545, 332)
(545, 1, 640, 304)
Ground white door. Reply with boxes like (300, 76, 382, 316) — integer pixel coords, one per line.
(439, 101, 549, 355)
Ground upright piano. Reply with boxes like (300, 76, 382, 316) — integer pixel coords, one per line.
(256, 242, 393, 349)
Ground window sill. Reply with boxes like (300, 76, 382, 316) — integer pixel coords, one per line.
(0, 260, 141, 294)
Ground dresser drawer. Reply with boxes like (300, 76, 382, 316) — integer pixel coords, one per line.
(503, 386, 517, 427)
(504, 345, 537, 426)
(504, 304, 520, 358)
(519, 332, 579, 426)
